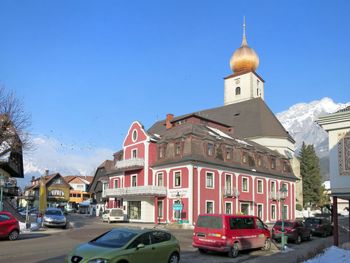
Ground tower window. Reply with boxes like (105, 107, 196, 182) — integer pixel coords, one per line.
(235, 87, 241, 95)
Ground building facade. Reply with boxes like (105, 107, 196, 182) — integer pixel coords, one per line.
(98, 22, 299, 225)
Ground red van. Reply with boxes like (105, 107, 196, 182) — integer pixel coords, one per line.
(192, 214, 271, 258)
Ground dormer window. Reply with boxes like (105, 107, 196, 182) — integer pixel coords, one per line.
(242, 152, 248, 164)
(235, 87, 241, 95)
(271, 158, 276, 170)
(207, 142, 214, 156)
(175, 142, 181, 156)
(158, 145, 165, 159)
(225, 147, 232, 160)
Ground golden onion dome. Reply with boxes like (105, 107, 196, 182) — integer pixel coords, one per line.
(230, 19, 259, 73)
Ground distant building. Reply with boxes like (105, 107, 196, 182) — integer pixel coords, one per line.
(64, 175, 94, 212)
(24, 172, 70, 209)
(93, 21, 300, 225)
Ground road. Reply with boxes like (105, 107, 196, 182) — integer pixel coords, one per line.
(0, 214, 348, 263)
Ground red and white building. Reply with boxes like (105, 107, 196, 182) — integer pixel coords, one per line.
(98, 24, 299, 225)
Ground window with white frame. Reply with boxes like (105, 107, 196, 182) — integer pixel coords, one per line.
(206, 172, 214, 188)
(271, 204, 276, 220)
(131, 175, 137, 187)
(132, 149, 137, 159)
(240, 203, 249, 215)
(157, 173, 164, 186)
(283, 205, 288, 219)
(174, 171, 181, 187)
(242, 177, 248, 192)
(257, 179, 263, 194)
(271, 181, 276, 193)
(225, 174, 232, 193)
(206, 201, 214, 214)
(225, 202, 232, 214)
(157, 200, 164, 219)
(114, 179, 119, 188)
(257, 204, 263, 219)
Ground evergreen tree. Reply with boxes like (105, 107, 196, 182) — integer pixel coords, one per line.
(299, 142, 323, 208)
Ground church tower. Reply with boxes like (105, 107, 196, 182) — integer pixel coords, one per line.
(224, 18, 265, 105)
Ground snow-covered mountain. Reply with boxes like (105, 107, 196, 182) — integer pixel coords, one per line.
(276, 97, 350, 180)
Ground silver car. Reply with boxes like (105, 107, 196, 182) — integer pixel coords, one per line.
(43, 208, 67, 228)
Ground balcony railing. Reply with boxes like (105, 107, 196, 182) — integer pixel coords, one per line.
(115, 158, 145, 171)
(269, 191, 287, 201)
(103, 186, 167, 198)
(223, 187, 240, 198)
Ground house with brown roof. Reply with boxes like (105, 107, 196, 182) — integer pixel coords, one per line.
(64, 175, 94, 212)
(24, 172, 70, 209)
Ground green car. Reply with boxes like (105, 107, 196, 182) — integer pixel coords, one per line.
(65, 228, 180, 263)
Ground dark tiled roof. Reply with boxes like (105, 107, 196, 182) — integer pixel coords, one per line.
(148, 98, 294, 143)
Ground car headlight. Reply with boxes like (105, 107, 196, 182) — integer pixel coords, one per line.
(88, 259, 109, 263)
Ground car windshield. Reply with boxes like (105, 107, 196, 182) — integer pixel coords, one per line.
(45, 210, 62, 216)
(274, 221, 294, 228)
(90, 229, 138, 248)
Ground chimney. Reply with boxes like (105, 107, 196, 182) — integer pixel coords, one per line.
(166, 114, 174, 129)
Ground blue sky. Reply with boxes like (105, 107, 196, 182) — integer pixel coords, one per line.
(0, 1, 349, 176)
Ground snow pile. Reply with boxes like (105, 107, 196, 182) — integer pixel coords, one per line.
(304, 246, 350, 263)
(19, 221, 40, 232)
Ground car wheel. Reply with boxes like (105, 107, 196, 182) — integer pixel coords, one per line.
(262, 238, 271, 250)
(198, 248, 207, 254)
(307, 232, 312, 241)
(168, 252, 179, 263)
(228, 243, 239, 258)
(295, 235, 302, 244)
(8, 230, 19, 241)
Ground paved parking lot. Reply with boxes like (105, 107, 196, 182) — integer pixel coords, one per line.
(0, 214, 348, 263)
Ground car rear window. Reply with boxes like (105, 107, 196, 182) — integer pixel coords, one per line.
(230, 217, 254, 229)
(111, 209, 123, 216)
(274, 221, 294, 227)
(196, 215, 222, 229)
(45, 210, 62, 216)
(306, 218, 321, 224)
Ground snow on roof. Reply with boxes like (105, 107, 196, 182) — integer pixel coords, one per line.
(235, 138, 252, 147)
(323, 180, 330, 190)
(207, 126, 233, 139)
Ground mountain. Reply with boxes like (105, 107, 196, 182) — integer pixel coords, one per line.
(276, 97, 350, 180)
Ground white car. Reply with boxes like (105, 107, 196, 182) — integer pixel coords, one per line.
(101, 208, 126, 223)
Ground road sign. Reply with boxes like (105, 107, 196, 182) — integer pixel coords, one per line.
(173, 203, 183, 211)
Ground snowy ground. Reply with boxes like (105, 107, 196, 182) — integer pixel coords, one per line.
(304, 246, 350, 263)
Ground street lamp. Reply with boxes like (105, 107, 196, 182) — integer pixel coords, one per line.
(279, 185, 288, 251)
(0, 175, 5, 212)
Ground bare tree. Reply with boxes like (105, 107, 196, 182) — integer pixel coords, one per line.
(0, 85, 31, 159)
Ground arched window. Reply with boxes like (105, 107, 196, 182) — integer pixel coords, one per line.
(235, 87, 241, 95)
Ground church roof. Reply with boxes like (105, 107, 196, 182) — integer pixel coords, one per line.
(148, 98, 294, 143)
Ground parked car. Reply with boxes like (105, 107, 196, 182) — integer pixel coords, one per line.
(304, 217, 333, 237)
(272, 220, 312, 244)
(102, 208, 126, 223)
(192, 214, 271, 258)
(65, 228, 180, 263)
(0, 211, 20, 241)
(43, 208, 67, 228)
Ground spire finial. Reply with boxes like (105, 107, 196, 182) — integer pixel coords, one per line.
(242, 16, 248, 46)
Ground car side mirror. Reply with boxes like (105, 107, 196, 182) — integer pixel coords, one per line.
(136, 243, 145, 250)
